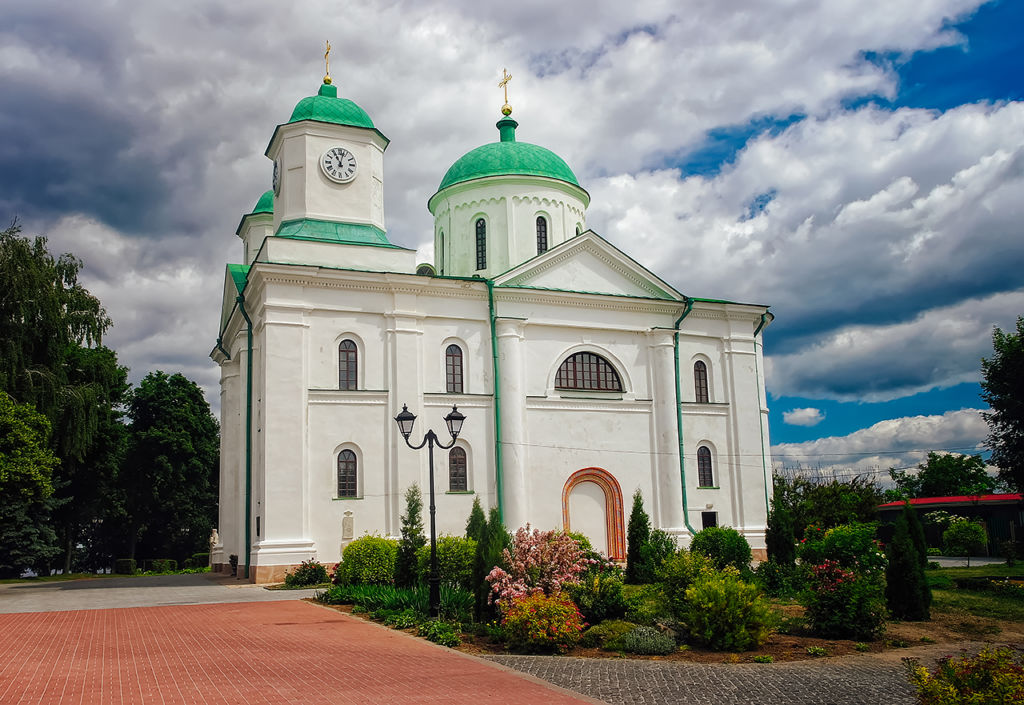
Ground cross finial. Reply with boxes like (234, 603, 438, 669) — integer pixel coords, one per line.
(323, 40, 332, 85)
(498, 68, 512, 116)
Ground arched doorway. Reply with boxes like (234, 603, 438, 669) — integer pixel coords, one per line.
(561, 468, 626, 560)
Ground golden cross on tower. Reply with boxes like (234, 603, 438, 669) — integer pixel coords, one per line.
(324, 40, 332, 85)
(498, 68, 512, 116)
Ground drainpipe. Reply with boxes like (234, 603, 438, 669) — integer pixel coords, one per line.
(673, 298, 698, 535)
(236, 295, 254, 580)
(753, 312, 772, 513)
(486, 280, 505, 523)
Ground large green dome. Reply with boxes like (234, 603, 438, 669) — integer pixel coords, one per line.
(436, 116, 580, 192)
(288, 82, 375, 130)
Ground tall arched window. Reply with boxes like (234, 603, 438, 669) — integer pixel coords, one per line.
(339, 339, 358, 390)
(449, 447, 467, 492)
(536, 216, 548, 254)
(555, 352, 622, 392)
(694, 360, 709, 403)
(697, 446, 714, 487)
(337, 449, 358, 497)
(445, 344, 464, 393)
(475, 219, 486, 270)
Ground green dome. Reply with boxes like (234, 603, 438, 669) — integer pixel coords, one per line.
(288, 83, 375, 130)
(436, 116, 580, 192)
(251, 190, 273, 215)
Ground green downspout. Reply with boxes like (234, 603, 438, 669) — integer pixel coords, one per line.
(236, 295, 254, 580)
(753, 313, 771, 513)
(215, 336, 231, 361)
(486, 280, 504, 523)
(673, 298, 698, 535)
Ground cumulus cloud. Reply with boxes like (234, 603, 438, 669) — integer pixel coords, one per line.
(783, 408, 825, 427)
(772, 408, 989, 472)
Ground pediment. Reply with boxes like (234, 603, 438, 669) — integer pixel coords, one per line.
(494, 231, 682, 301)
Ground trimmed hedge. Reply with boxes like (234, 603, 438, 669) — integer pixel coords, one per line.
(341, 535, 399, 585)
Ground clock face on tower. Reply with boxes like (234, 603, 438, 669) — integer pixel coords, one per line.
(320, 146, 358, 183)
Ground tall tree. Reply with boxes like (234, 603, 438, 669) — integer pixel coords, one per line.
(772, 474, 882, 538)
(982, 316, 1024, 492)
(885, 502, 931, 621)
(394, 483, 425, 587)
(0, 391, 59, 577)
(889, 452, 1000, 499)
(121, 371, 219, 562)
(626, 489, 653, 584)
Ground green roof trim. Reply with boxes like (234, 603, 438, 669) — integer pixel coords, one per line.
(435, 115, 581, 193)
(251, 190, 273, 215)
(275, 218, 406, 249)
(228, 264, 250, 294)
(288, 82, 376, 130)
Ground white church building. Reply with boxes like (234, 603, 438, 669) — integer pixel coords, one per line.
(211, 73, 774, 582)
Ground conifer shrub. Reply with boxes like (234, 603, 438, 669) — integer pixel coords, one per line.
(340, 535, 398, 585)
(605, 625, 677, 655)
(681, 572, 776, 651)
(906, 647, 1024, 704)
(689, 526, 752, 572)
(803, 560, 886, 640)
(472, 506, 509, 621)
(415, 535, 476, 591)
(501, 592, 586, 653)
(886, 504, 931, 621)
(284, 559, 328, 587)
(394, 484, 426, 588)
(580, 619, 636, 648)
(626, 490, 654, 583)
(465, 496, 487, 543)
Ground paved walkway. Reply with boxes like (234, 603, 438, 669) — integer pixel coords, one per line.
(0, 599, 599, 704)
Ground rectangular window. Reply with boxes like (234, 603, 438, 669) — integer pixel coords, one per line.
(701, 511, 717, 529)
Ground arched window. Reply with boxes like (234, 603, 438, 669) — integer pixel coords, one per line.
(536, 216, 548, 254)
(555, 352, 622, 392)
(339, 339, 358, 390)
(697, 446, 714, 487)
(337, 449, 357, 497)
(449, 447, 467, 492)
(475, 219, 486, 270)
(694, 360, 709, 403)
(445, 344, 464, 393)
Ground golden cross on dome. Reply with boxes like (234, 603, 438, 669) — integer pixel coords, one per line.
(498, 68, 512, 116)
(324, 40, 332, 85)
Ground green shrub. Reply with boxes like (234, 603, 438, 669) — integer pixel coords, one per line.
(580, 619, 636, 648)
(417, 619, 461, 647)
(149, 559, 177, 573)
(566, 574, 630, 624)
(943, 519, 988, 559)
(753, 654, 774, 663)
(753, 559, 806, 598)
(765, 502, 796, 566)
(114, 558, 136, 575)
(803, 560, 886, 640)
(565, 531, 593, 552)
(415, 535, 476, 591)
(395, 484, 426, 588)
(605, 625, 676, 655)
(681, 572, 776, 651)
(316, 584, 356, 604)
(644, 529, 678, 573)
(689, 527, 752, 572)
(284, 559, 329, 587)
(659, 550, 716, 619)
(799, 522, 885, 575)
(384, 609, 421, 629)
(341, 535, 398, 585)
(885, 507, 930, 621)
(502, 593, 586, 653)
(906, 647, 1024, 704)
(806, 645, 828, 657)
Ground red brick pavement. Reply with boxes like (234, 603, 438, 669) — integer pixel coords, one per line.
(0, 600, 600, 704)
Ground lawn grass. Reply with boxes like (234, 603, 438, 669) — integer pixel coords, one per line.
(929, 564, 1024, 580)
(932, 589, 1024, 622)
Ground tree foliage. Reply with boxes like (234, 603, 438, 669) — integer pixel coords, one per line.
(772, 474, 883, 538)
(626, 489, 653, 583)
(472, 505, 508, 620)
(120, 371, 219, 562)
(394, 483, 425, 587)
(885, 503, 931, 621)
(765, 500, 796, 566)
(982, 316, 1024, 492)
(889, 452, 1000, 499)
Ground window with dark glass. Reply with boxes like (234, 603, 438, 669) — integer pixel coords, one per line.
(697, 446, 714, 487)
(445, 344, 464, 393)
(449, 447, 467, 492)
(475, 219, 486, 270)
(337, 449, 357, 497)
(555, 352, 622, 392)
(694, 360, 709, 403)
(536, 216, 548, 254)
(701, 511, 717, 529)
(339, 339, 358, 390)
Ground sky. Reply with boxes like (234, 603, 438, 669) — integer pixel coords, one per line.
(2, 0, 1022, 479)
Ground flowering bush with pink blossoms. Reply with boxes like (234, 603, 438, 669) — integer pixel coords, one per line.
(486, 525, 589, 609)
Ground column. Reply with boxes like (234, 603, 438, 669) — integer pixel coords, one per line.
(648, 330, 685, 530)
(496, 318, 528, 531)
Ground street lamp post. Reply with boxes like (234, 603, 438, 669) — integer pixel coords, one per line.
(394, 403, 466, 618)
